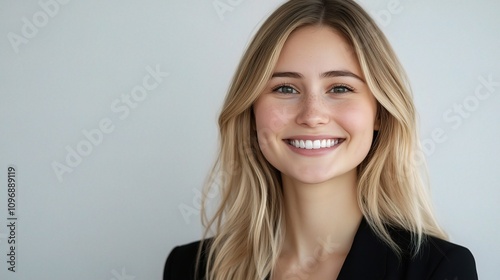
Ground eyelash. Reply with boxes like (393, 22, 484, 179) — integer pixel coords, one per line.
(272, 83, 298, 94)
(329, 83, 355, 94)
(271, 83, 355, 94)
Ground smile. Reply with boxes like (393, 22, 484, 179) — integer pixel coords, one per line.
(286, 139, 344, 150)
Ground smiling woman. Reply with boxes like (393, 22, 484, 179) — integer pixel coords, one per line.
(164, 0, 478, 279)
(254, 26, 378, 187)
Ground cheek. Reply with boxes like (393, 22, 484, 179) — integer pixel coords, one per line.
(254, 101, 294, 134)
(254, 102, 293, 152)
(336, 102, 377, 136)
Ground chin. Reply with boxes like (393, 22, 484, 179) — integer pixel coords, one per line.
(283, 167, 357, 186)
(286, 172, 342, 185)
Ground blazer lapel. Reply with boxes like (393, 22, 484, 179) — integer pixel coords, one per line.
(337, 218, 388, 279)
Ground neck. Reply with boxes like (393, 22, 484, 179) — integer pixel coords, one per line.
(281, 169, 362, 260)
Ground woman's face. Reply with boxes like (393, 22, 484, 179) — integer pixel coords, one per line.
(253, 25, 379, 185)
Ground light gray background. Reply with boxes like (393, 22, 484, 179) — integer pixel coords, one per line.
(0, 0, 498, 279)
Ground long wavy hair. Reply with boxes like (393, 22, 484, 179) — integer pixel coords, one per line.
(199, 0, 447, 279)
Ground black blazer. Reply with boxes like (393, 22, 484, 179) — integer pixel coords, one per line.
(164, 218, 478, 279)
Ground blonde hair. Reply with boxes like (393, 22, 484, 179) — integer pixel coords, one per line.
(199, 0, 447, 279)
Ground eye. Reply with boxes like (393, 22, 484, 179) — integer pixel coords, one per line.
(328, 84, 354, 94)
(272, 84, 299, 94)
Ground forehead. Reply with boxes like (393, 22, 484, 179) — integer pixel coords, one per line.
(274, 25, 361, 75)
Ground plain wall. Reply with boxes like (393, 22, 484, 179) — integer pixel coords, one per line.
(0, 0, 498, 279)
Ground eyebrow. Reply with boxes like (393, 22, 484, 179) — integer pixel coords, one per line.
(271, 70, 365, 82)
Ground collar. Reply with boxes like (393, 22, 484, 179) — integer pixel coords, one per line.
(336, 217, 388, 279)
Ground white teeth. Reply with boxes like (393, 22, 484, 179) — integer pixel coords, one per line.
(313, 140, 320, 149)
(299, 140, 305, 148)
(289, 139, 342, 149)
(305, 140, 313, 149)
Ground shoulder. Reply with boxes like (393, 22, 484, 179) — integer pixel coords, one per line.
(163, 239, 210, 280)
(418, 235, 478, 279)
(390, 229, 478, 279)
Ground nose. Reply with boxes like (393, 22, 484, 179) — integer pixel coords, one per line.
(296, 94, 329, 127)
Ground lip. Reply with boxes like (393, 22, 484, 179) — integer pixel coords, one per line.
(285, 135, 340, 141)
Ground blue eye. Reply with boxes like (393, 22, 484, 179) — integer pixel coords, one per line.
(329, 84, 354, 94)
(273, 84, 298, 94)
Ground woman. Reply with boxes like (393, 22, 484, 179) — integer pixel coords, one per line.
(164, 0, 478, 279)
